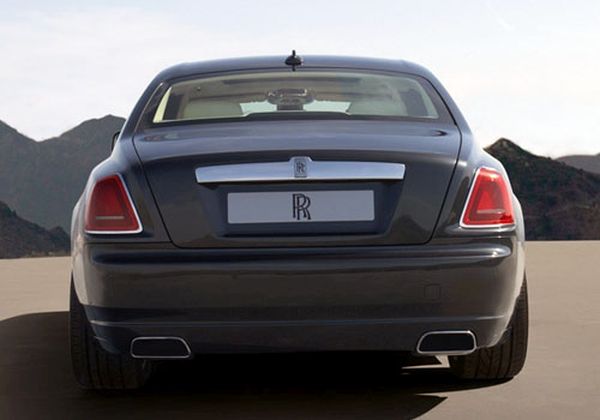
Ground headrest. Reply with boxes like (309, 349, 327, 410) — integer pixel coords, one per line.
(346, 99, 407, 116)
(182, 100, 243, 119)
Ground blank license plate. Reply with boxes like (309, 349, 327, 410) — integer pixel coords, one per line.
(227, 190, 374, 224)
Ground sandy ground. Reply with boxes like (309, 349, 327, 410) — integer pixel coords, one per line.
(0, 241, 599, 419)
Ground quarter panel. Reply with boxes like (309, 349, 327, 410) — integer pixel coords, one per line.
(71, 137, 172, 303)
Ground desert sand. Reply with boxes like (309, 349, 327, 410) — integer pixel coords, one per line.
(0, 241, 599, 418)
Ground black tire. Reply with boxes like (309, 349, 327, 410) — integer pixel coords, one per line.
(449, 275, 529, 380)
(69, 278, 153, 390)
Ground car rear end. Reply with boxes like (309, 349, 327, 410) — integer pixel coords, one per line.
(71, 57, 525, 385)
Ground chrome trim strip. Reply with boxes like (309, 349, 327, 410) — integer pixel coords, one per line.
(415, 330, 477, 356)
(195, 157, 405, 184)
(130, 336, 192, 360)
(85, 173, 143, 235)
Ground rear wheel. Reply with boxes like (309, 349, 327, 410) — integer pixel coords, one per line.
(69, 278, 153, 390)
(449, 276, 529, 380)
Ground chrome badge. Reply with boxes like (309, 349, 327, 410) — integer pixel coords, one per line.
(292, 156, 309, 178)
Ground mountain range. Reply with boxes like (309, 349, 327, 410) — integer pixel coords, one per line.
(0, 117, 598, 258)
(557, 154, 600, 175)
(485, 139, 600, 240)
(0, 200, 69, 258)
(0, 115, 125, 232)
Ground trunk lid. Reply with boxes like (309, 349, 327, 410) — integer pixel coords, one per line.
(133, 120, 460, 248)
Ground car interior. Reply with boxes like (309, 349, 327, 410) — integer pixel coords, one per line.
(152, 70, 440, 123)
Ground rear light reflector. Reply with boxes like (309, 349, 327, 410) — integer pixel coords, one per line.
(460, 167, 515, 227)
(84, 175, 142, 234)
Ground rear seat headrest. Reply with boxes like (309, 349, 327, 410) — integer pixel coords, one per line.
(182, 100, 243, 119)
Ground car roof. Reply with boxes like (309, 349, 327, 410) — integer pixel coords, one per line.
(154, 55, 435, 81)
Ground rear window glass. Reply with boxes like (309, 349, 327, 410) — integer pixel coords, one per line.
(148, 70, 452, 125)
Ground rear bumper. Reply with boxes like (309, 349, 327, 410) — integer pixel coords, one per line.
(73, 237, 525, 356)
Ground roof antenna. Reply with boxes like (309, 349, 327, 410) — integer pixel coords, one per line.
(285, 50, 303, 71)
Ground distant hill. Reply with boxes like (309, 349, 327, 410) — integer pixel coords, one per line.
(0, 201, 69, 258)
(486, 139, 600, 240)
(0, 115, 123, 231)
(557, 154, 600, 175)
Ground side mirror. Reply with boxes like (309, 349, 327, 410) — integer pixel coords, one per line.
(111, 131, 121, 151)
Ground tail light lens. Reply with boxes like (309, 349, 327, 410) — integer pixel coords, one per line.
(84, 175, 142, 234)
(461, 167, 515, 227)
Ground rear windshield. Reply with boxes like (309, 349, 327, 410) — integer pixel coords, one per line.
(146, 70, 452, 126)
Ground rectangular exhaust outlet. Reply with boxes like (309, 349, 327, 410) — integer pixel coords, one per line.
(130, 337, 192, 359)
(416, 331, 477, 355)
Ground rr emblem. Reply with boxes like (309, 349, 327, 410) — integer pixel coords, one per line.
(292, 157, 309, 178)
(292, 193, 311, 220)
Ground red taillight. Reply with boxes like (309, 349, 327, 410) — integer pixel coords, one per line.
(84, 175, 141, 233)
(461, 167, 515, 227)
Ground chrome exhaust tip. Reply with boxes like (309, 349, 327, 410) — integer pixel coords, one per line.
(130, 336, 192, 359)
(416, 330, 477, 356)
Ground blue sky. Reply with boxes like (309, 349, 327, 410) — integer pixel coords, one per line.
(1, 0, 599, 156)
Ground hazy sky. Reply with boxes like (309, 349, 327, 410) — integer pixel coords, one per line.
(1, 0, 599, 157)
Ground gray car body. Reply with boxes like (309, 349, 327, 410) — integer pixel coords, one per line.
(71, 56, 525, 355)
